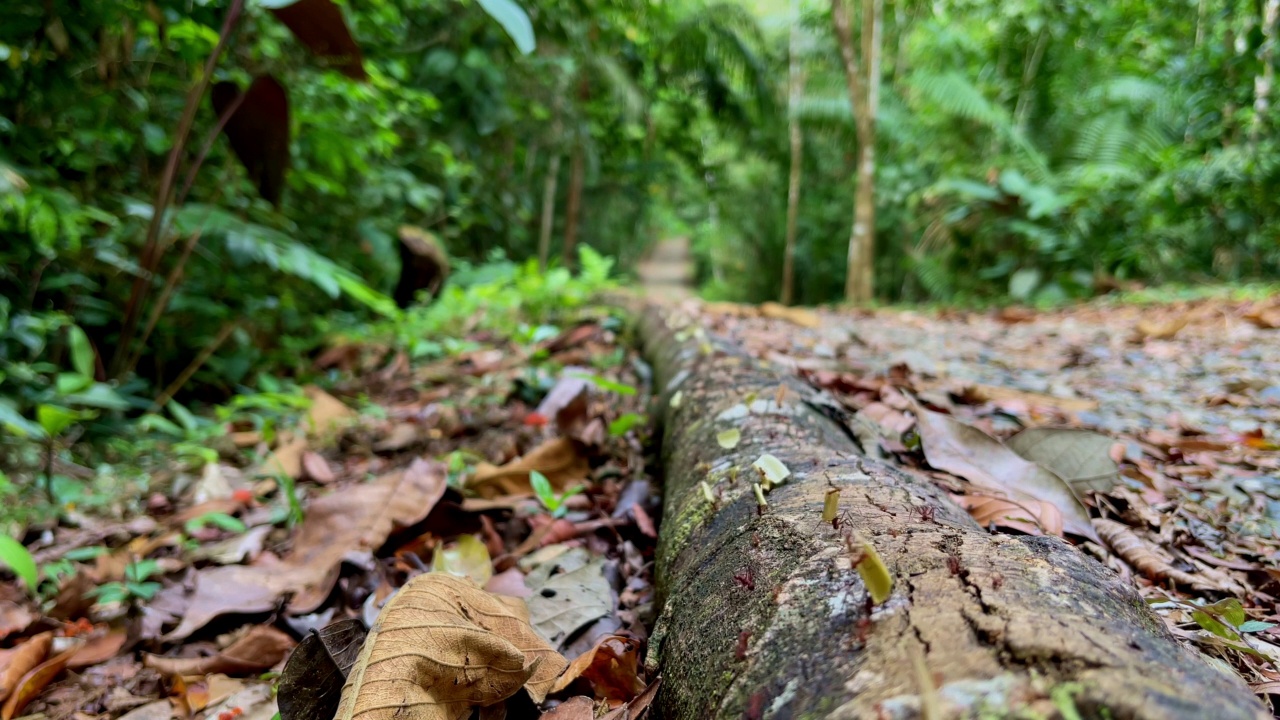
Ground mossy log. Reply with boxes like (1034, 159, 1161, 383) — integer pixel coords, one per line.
(636, 303, 1267, 720)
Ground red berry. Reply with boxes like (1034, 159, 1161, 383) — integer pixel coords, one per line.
(232, 489, 254, 504)
(523, 412, 549, 427)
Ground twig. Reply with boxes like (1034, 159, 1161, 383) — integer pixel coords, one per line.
(150, 321, 237, 411)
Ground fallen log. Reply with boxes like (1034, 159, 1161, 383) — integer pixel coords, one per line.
(636, 303, 1267, 720)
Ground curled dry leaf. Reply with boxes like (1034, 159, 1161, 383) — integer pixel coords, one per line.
(166, 459, 448, 640)
(0, 632, 51, 703)
(470, 438, 590, 499)
(302, 451, 336, 484)
(304, 385, 357, 439)
(911, 402, 1098, 542)
(759, 302, 820, 329)
(145, 625, 295, 676)
(67, 627, 128, 669)
(550, 635, 646, 703)
(1093, 519, 1210, 590)
(279, 618, 369, 720)
(1, 637, 82, 720)
(335, 573, 567, 720)
(955, 493, 1064, 537)
(599, 677, 660, 720)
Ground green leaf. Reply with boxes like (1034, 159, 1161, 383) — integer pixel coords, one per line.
(569, 372, 637, 396)
(0, 536, 37, 591)
(125, 581, 161, 600)
(88, 582, 128, 605)
(185, 512, 247, 534)
(475, 0, 536, 54)
(608, 413, 644, 437)
(1008, 268, 1041, 301)
(0, 399, 45, 439)
(125, 559, 160, 582)
(63, 383, 130, 410)
(38, 403, 87, 436)
(1239, 621, 1276, 634)
(67, 325, 94, 377)
(55, 372, 94, 395)
(529, 470, 554, 505)
(1204, 598, 1247, 627)
(64, 546, 108, 561)
(1192, 609, 1239, 640)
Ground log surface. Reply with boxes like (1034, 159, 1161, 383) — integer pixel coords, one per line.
(637, 302, 1267, 720)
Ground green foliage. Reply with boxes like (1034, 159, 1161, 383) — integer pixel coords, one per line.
(0, 534, 37, 591)
(529, 470, 585, 518)
(89, 559, 162, 605)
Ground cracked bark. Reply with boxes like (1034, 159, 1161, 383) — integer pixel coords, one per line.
(636, 303, 1266, 720)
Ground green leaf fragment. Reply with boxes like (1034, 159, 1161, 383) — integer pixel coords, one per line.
(0, 536, 38, 592)
(752, 453, 790, 490)
(717, 428, 741, 449)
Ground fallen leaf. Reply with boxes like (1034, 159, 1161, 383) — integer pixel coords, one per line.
(0, 632, 50, 703)
(470, 438, 590, 499)
(955, 494, 1064, 536)
(911, 403, 1098, 542)
(1243, 301, 1280, 329)
(599, 677, 660, 720)
(1, 637, 82, 720)
(1093, 519, 1211, 590)
(485, 569, 532, 598)
(304, 385, 356, 438)
(431, 534, 493, 585)
(279, 618, 368, 720)
(193, 525, 273, 565)
(716, 429, 741, 449)
(956, 383, 1097, 413)
(165, 459, 448, 640)
(524, 551, 613, 648)
(759, 302, 820, 329)
(1004, 428, 1120, 494)
(67, 627, 128, 669)
(260, 434, 308, 479)
(115, 699, 177, 720)
(145, 625, 295, 676)
(373, 423, 422, 453)
(335, 573, 567, 720)
(302, 452, 336, 483)
(550, 635, 645, 702)
(0, 603, 32, 642)
(536, 374, 591, 434)
(539, 696, 594, 720)
(1135, 313, 1188, 340)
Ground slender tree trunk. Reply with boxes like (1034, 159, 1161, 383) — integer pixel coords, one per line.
(1254, 0, 1279, 140)
(832, 0, 882, 303)
(1014, 28, 1049, 132)
(537, 154, 561, 271)
(563, 148, 585, 269)
(781, 51, 806, 302)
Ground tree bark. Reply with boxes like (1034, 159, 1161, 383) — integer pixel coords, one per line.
(781, 0, 806, 307)
(832, 0, 882, 303)
(537, 154, 561, 271)
(637, 303, 1267, 720)
(563, 147, 585, 269)
(1254, 0, 1279, 140)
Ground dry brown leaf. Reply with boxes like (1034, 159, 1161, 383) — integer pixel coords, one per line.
(302, 451, 336, 483)
(0, 603, 32, 644)
(67, 627, 128, 669)
(955, 494, 1064, 536)
(1093, 519, 1211, 590)
(759, 302, 820, 329)
(0, 632, 51, 703)
(549, 635, 645, 703)
(1135, 314, 1188, 340)
(146, 625, 295, 676)
(956, 383, 1097, 413)
(335, 573, 567, 720)
(304, 385, 356, 438)
(470, 438, 590, 499)
(260, 434, 308, 479)
(165, 459, 448, 640)
(535, 375, 590, 435)
(539, 697, 595, 720)
(912, 403, 1098, 541)
(1, 637, 82, 720)
(1242, 301, 1280, 329)
(598, 678, 660, 720)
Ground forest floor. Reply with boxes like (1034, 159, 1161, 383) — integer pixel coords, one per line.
(5, 252, 1280, 719)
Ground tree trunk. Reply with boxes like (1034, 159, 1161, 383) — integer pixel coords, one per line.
(563, 148, 585, 269)
(832, 0, 882, 303)
(537, 154, 562, 272)
(1254, 0, 1279, 140)
(781, 0, 806, 306)
(636, 303, 1268, 720)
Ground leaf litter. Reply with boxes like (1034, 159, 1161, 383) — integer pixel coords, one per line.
(0, 308, 659, 720)
(695, 295, 1280, 706)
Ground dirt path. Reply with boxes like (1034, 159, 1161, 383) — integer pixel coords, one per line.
(635, 236, 694, 301)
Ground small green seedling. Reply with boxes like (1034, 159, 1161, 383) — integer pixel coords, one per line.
(89, 558, 162, 605)
(530, 470, 585, 518)
(184, 511, 247, 535)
